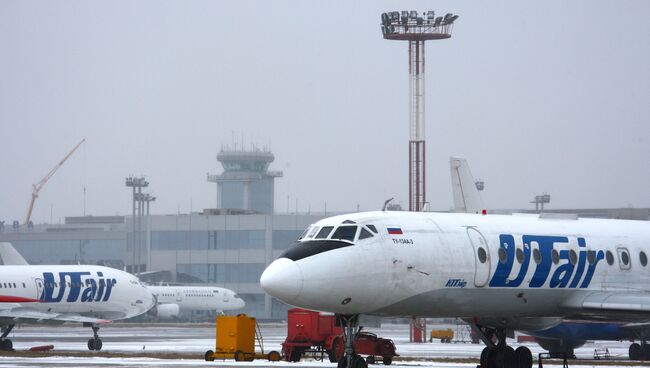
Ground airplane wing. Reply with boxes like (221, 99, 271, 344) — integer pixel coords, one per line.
(0, 306, 111, 324)
(561, 291, 650, 320)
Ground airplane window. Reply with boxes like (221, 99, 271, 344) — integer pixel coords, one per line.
(331, 226, 358, 242)
(359, 228, 374, 240)
(477, 247, 487, 263)
(307, 226, 320, 239)
(13, 283, 16, 288)
(315, 226, 334, 239)
(551, 249, 559, 265)
(342, 220, 356, 224)
(606, 251, 614, 265)
(22, 283, 25, 288)
(569, 250, 578, 265)
(587, 250, 596, 265)
(498, 247, 507, 264)
(367, 225, 378, 234)
(515, 248, 524, 264)
(533, 249, 542, 265)
(621, 251, 630, 266)
(640, 252, 648, 267)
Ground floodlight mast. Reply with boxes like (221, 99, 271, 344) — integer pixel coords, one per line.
(381, 11, 458, 212)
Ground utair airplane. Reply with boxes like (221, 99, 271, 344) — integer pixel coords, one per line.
(147, 284, 245, 319)
(0, 242, 155, 351)
(260, 195, 650, 368)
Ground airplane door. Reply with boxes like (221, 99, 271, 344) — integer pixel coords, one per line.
(34, 278, 44, 300)
(466, 227, 491, 287)
(176, 291, 183, 302)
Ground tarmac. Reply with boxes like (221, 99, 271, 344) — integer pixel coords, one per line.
(0, 322, 646, 367)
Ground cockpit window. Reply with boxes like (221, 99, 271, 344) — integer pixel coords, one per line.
(299, 226, 311, 240)
(315, 226, 334, 239)
(306, 226, 320, 239)
(366, 224, 378, 234)
(331, 226, 358, 242)
(359, 228, 374, 240)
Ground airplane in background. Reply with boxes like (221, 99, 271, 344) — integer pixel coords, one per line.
(0, 242, 245, 322)
(0, 244, 155, 351)
(261, 208, 650, 368)
(147, 284, 245, 319)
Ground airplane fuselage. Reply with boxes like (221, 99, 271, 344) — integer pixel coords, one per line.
(261, 211, 650, 331)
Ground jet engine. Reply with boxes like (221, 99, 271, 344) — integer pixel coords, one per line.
(151, 304, 180, 319)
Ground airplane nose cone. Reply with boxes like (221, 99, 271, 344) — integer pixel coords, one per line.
(260, 258, 303, 303)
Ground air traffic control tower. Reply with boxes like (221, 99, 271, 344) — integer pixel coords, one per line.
(207, 146, 283, 214)
(381, 11, 458, 212)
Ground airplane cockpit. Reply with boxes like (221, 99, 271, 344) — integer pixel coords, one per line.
(298, 220, 378, 243)
(279, 220, 379, 261)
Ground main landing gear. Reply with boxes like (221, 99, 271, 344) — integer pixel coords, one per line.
(0, 324, 14, 351)
(85, 323, 103, 351)
(337, 314, 367, 368)
(472, 324, 532, 368)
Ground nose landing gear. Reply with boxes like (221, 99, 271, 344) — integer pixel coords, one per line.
(0, 324, 15, 351)
(337, 314, 367, 368)
(473, 324, 532, 368)
(85, 324, 103, 351)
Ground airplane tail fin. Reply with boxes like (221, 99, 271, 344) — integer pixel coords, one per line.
(450, 157, 485, 214)
(0, 242, 29, 265)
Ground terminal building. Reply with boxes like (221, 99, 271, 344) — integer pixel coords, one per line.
(0, 146, 648, 319)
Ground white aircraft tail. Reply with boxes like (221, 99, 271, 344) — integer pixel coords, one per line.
(0, 242, 29, 265)
(450, 157, 485, 214)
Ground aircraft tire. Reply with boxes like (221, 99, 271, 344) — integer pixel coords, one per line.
(87, 338, 95, 351)
(0, 339, 12, 351)
(642, 344, 650, 360)
(353, 354, 368, 368)
(495, 346, 515, 368)
(480, 347, 490, 367)
(515, 346, 532, 368)
(630, 343, 642, 360)
(94, 338, 102, 351)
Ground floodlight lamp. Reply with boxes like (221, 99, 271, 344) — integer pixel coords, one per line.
(433, 17, 442, 27)
(427, 11, 435, 19)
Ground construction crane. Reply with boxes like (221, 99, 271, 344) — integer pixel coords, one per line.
(24, 138, 86, 225)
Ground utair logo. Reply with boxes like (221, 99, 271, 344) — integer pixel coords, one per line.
(488, 235, 604, 289)
(40, 271, 117, 303)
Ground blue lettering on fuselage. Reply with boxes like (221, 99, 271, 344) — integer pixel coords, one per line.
(40, 271, 117, 303)
(488, 235, 604, 288)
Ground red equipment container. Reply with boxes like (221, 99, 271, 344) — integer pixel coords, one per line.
(281, 308, 398, 365)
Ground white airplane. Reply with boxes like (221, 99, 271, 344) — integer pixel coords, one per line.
(0, 260, 155, 351)
(147, 284, 245, 319)
(261, 211, 650, 368)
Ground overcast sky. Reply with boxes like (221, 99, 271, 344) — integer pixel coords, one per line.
(0, 1, 648, 224)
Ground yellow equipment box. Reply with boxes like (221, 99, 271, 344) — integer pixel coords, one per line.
(429, 328, 454, 343)
(204, 314, 280, 362)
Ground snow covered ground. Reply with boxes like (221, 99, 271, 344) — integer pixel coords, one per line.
(0, 322, 639, 367)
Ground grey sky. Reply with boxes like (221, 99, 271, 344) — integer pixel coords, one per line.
(1, 1, 648, 224)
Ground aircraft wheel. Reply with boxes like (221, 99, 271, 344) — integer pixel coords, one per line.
(495, 346, 515, 368)
(642, 344, 650, 360)
(0, 339, 12, 351)
(515, 346, 533, 368)
(353, 354, 368, 368)
(94, 338, 102, 351)
(87, 338, 95, 351)
(480, 347, 490, 368)
(630, 343, 643, 360)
